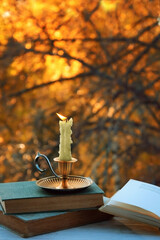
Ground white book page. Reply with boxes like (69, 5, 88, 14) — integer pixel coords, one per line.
(100, 201, 160, 227)
(109, 200, 159, 219)
(109, 179, 160, 218)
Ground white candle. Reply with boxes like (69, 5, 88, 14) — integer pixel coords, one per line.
(57, 113, 73, 161)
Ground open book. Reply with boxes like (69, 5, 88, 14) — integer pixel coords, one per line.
(99, 179, 160, 228)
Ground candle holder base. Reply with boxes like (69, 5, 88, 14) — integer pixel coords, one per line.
(36, 176, 93, 191)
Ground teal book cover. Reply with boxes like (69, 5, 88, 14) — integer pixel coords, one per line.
(0, 180, 103, 200)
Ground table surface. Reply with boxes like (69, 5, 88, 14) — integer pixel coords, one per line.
(0, 217, 160, 240)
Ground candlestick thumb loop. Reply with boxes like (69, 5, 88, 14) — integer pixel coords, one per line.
(34, 152, 59, 178)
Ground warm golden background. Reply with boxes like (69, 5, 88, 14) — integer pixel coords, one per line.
(0, 0, 160, 196)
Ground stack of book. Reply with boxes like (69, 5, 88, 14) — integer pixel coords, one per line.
(0, 179, 111, 237)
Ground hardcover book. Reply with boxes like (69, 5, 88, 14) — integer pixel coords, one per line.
(0, 180, 104, 214)
(0, 205, 111, 238)
(99, 179, 160, 228)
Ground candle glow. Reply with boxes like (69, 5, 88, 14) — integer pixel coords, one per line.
(56, 113, 67, 121)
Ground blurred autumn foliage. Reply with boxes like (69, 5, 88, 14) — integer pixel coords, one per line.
(0, 0, 160, 196)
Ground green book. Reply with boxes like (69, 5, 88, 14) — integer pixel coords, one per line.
(0, 204, 111, 238)
(0, 180, 104, 214)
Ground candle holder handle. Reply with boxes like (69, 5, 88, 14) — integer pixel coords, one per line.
(34, 152, 59, 178)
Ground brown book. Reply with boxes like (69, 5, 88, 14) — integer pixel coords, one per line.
(0, 180, 104, 214)
(0, 205, 112, 238)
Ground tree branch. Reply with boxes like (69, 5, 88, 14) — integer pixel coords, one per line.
(8, 71, 94, 98)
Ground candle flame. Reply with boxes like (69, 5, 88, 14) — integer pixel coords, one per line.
(56, 113, 67, 121)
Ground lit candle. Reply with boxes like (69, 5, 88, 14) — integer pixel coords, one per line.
(56, 113, 73, 161)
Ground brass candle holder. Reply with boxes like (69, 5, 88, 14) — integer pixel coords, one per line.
(54, 157, 77, 189)
(35, 152, 92, 191)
